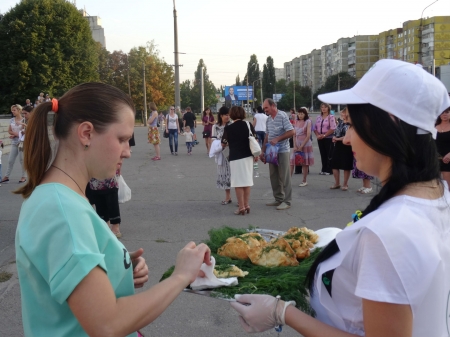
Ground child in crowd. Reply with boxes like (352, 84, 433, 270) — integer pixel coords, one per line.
(181, 126, 194, 155)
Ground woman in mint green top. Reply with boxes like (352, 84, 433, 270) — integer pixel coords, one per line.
(15, 83, 211, 337)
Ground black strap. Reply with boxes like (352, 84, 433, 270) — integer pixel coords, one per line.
(322, 269, 335, 297)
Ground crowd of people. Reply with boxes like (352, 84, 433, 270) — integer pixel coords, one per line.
(4, 59, 450, 337)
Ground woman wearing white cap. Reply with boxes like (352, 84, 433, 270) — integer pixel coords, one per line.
(230, 59, 450, 337)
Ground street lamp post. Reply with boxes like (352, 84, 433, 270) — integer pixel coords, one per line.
(200, 67, 204, 112)
(143, 61, 147, 125)
(288, 75, 296, 110)
(173, 0, 180, 110)
(126, 54, 131, 97)
(252, 79, 259, 108)
(419, 0, 439, 68)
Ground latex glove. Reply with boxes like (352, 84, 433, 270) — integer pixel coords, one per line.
(230, 294, 296, 333)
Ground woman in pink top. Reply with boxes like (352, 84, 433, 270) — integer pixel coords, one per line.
(314, 103, 336, 175)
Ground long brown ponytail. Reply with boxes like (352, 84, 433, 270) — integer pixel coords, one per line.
(15, 83, 134, 198)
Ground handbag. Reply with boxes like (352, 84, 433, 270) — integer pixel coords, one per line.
(163, 130, 169, 138)
(295, 151, 306, 166)
(118, 175, 131, 203)
(18, 142, 24, 151)
(246, 121, 261, 157)
(202, 131, 211, 138)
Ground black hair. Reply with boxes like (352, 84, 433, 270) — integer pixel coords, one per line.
(306, 103, 441, 294)
(217, 106, 229, 126)
(257, 105, 263, 113)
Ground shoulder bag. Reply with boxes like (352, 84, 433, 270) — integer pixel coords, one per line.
(246, 121, 261, 157)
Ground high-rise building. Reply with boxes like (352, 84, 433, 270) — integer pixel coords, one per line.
(80, 9, 106, 48)
(275, 68, 285, 82)
(419, 16, 450, 73)
(320, 43, 336, 87)
(348, 35, 379, 79)
(332, 38, 350, 75)
(378, 28, 403, 60)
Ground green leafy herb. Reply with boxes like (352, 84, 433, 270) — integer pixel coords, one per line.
(159, 226, 321, 316)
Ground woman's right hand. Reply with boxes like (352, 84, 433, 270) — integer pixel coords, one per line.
(172, 242, 211, 285)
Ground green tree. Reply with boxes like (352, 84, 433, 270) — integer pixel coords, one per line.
(262, 56, 275, 100)
(277, 82, 312, 111)
(180, 80, 192, 108)
(127, 42, 174, 112)
(100, 50, 129, 95)
(0, 0, 99, 111)
(314, 72, 357, 110)
(246, 54, 260, 105)
(235, 74, 241, 86)
(189, 59, 217, 113)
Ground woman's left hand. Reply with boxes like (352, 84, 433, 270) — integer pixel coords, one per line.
(129, 248, 149, 288)
(230, 294, 294, 333)
(253, 156, 259, 163)
(443, 153, 450, 164)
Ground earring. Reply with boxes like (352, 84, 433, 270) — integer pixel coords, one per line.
(84, 144, 89, 150)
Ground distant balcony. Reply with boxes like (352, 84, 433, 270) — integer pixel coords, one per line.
(421, 28, 434, 35)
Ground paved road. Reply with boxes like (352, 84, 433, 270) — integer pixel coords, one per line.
(0, 125, 375, 336)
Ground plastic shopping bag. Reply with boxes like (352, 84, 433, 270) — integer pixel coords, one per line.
(118, 175, 131, 203)
(265, 144, 279, 166)
(295, 151, 306, 166)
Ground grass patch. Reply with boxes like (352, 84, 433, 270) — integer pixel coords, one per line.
(155, 239, 168, 243)
(0, 271, 12, 282)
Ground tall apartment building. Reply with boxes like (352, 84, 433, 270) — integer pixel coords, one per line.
(320, 43, 336, 87)
(347, 35, 379, 79)
(80, 9, 106, 48)
(378, 16, 450, 74)
(379, 28, 403, 60)
(420, 16, 450, 73)
(332, 38, 350, 75)
(308, 49, 321, 92)
(275, 68, 285, 81)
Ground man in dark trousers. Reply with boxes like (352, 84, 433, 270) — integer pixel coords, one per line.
(183, 106, 198, 145)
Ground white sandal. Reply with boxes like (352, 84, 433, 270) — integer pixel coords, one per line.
(298, 182, 308, 187)
(357, 187, 365, 192)
(360, 187, 373, 194)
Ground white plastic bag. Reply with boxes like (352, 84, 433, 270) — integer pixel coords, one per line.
(118, 175, 131, 204)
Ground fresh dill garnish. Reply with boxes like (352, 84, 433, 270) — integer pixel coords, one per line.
(159, 226, 320, 316)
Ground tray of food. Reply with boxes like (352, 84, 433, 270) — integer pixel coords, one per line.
(160, 226, 341, 315)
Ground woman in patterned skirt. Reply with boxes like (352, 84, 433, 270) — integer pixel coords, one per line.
(211, 106, 232, 204)
(147, 102, 161, 160)
(290, 107, 314, 186)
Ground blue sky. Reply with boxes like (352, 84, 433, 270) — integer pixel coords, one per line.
(2, 0, 449, 88)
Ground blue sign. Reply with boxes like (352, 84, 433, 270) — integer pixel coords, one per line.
(225, 86, 253, 101)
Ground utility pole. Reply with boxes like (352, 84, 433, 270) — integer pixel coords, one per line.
(143, 62, 147, 126)
(126, 54, 131, 97)
(419, 0, 439, 69)
(293, 76, 296, 110)
(260, 78, 263, 106)
(173, 0, 180, 110)
(246, 76, 249, 116)
(337, 73, 340, 112)
(200, 67, 204, 112)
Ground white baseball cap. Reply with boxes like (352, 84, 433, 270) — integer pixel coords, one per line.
(318, 59, 450, 139)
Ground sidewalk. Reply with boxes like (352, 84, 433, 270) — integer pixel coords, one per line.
(0, 125, 375, 336)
